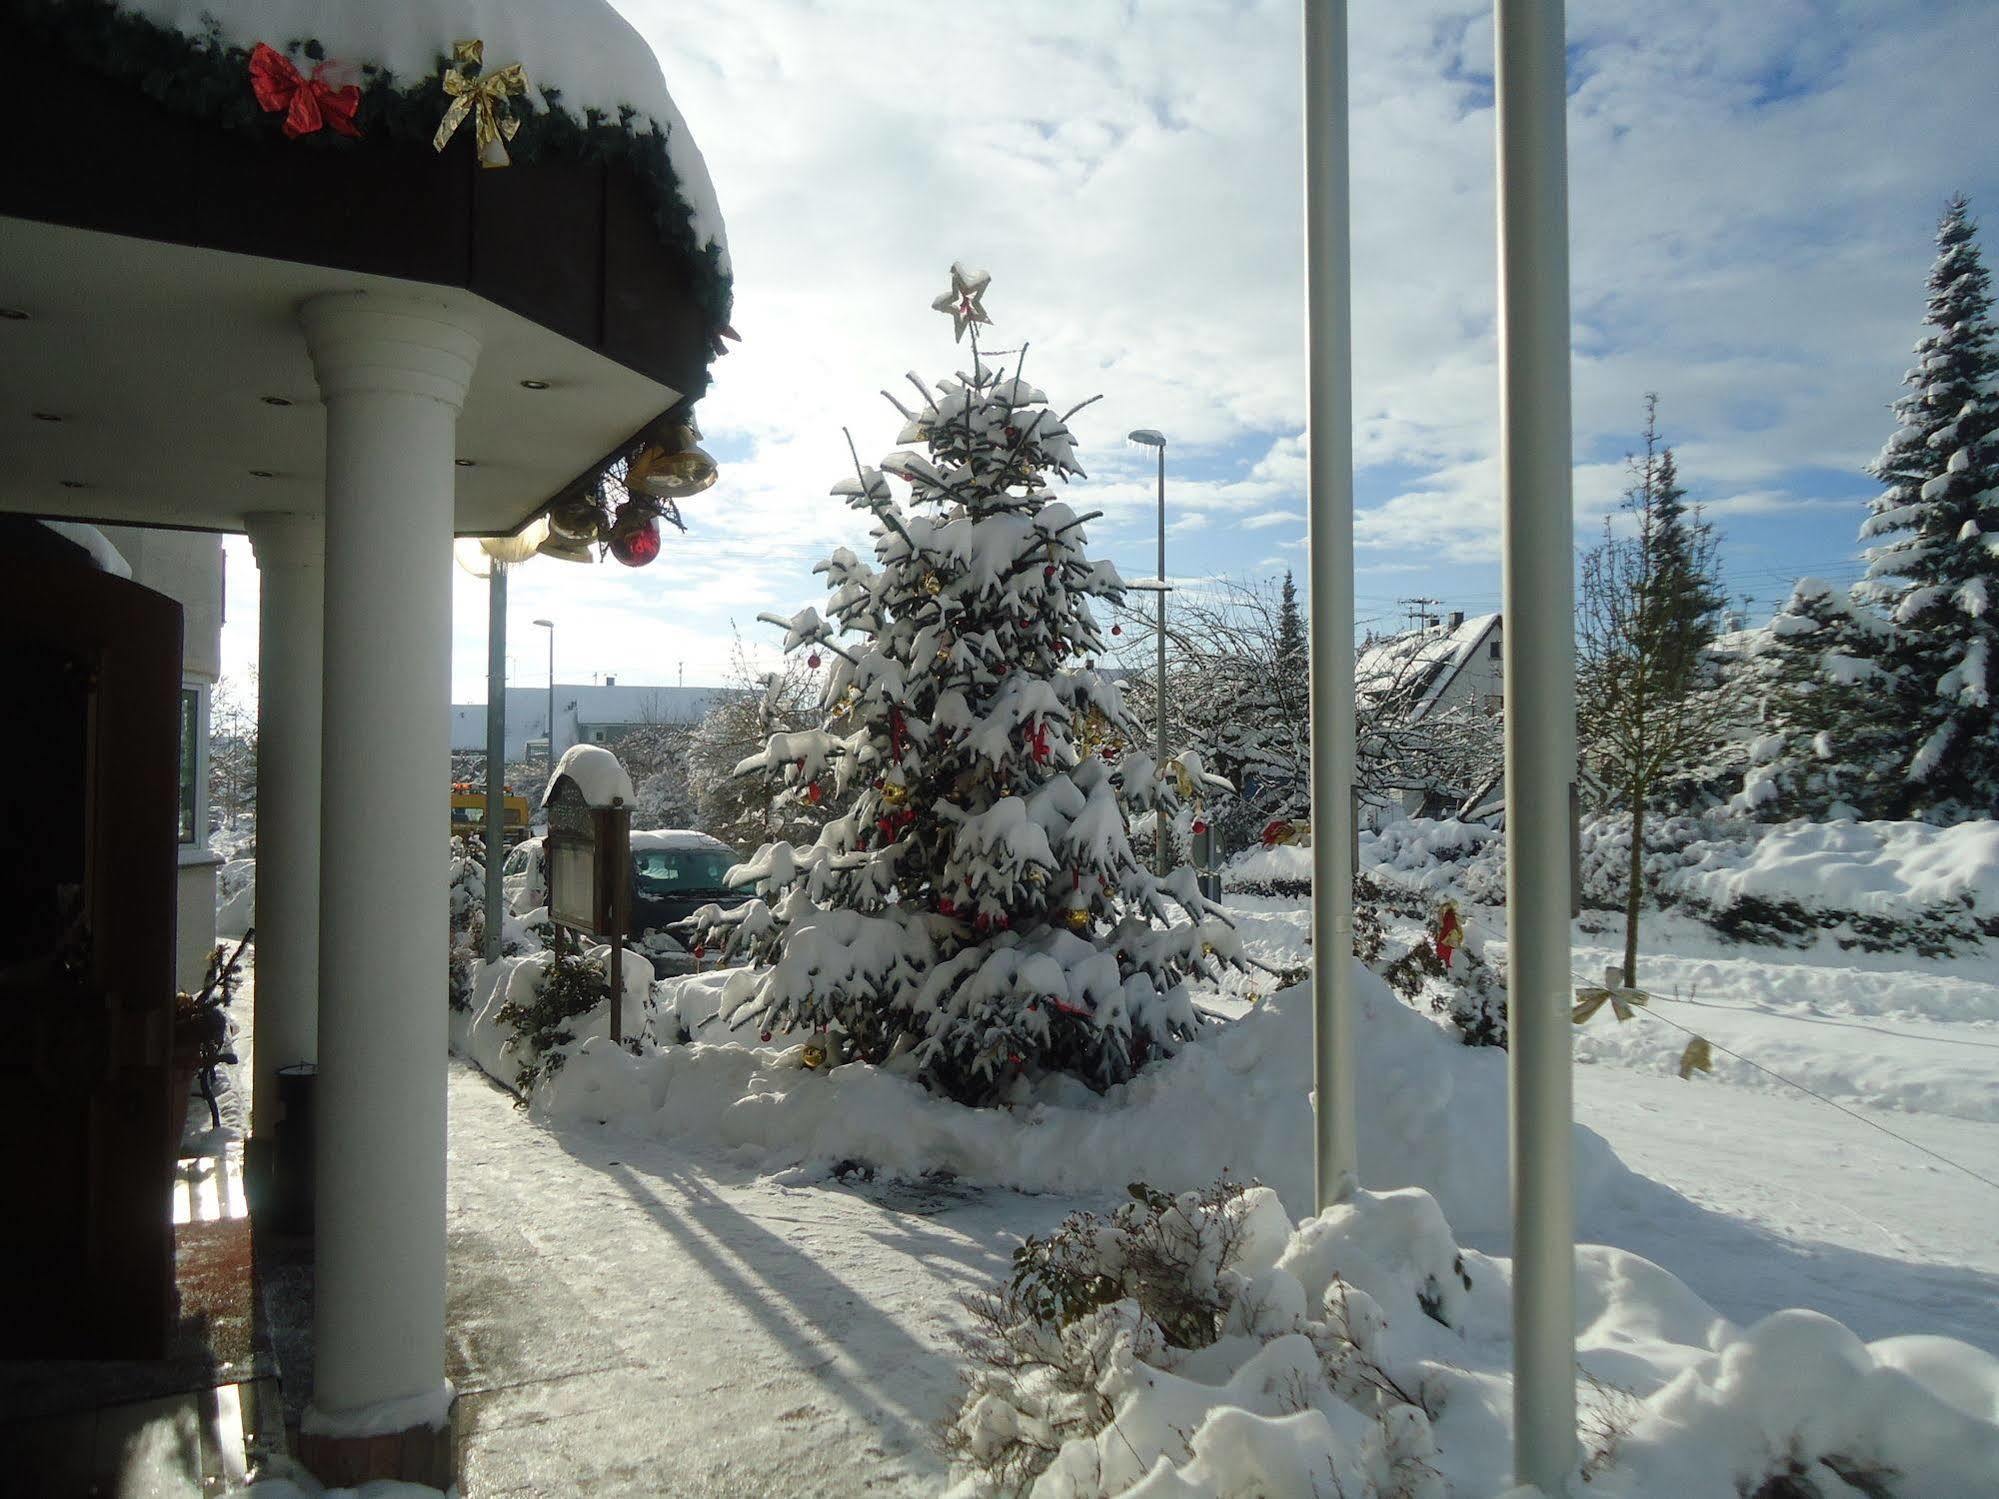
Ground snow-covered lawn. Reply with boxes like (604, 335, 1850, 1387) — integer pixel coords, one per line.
(433, 871, 1999, 1495)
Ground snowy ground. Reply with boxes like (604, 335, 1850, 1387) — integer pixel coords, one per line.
(421, 882, 1999, 1495)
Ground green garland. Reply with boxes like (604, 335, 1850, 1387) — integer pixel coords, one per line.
(15, 0, 733, 339)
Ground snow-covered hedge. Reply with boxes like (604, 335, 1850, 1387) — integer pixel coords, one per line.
(942, 1182, 1999, 1498)
(1275, 816, 1999, 957)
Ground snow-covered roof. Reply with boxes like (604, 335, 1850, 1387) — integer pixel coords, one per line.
(544, 743, 635, 808)
(1354, 613, 1499, 722)
(118, 0, 726, 263)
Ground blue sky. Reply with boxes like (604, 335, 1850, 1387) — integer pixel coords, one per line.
(213, 1, 1999, 698)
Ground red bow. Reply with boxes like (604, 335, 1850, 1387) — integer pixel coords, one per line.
(249, 44, 363, 140)
(1028, 719, 1050, 765)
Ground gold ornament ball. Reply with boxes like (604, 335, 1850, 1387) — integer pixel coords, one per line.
(802, 1044, 827, 1070)
(922, 572, 943, 596)
(1063, 908, 1091, 931)
(881, 781, 908, 806)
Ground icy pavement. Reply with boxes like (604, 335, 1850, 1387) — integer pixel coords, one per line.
(444, 1059, 1086, 1497)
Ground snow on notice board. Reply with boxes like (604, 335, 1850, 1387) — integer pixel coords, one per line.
(117, 0, 727, 261)
(544, 743, 635, 809)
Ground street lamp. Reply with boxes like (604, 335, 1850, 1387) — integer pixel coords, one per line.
(1129, 429, 1168, 875)
(532, 618, 555, 782)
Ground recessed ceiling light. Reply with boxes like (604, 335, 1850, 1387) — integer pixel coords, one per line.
(0, 308, 28, 321)
(60, 479, 86, 489)
(260, 395, 293, 407)
(454, 458, 476, 467)
(248, 469, 275, 478)
(32, 412, 62, 423)
(519, 379, 551, 391)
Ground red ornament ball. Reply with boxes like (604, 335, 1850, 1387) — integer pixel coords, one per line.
(1111, 624, 1123, 636)
(761, 1030, 773, 1043)
(1005, 425, 1020, 440)
(609, 514, 662, 567)
(1043, 565, 1056, 579)
(807, 651, 822, 668)
(693, 944, 706, 960)
(1192, 818, 1208, 835)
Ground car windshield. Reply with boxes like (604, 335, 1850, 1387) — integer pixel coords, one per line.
(633, 847, 738, 895)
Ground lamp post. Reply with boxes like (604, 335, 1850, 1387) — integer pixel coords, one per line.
(532, 617, 555, 786)
(1129, 429, 1168, 875)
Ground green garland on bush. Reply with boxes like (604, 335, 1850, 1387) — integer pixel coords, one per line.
(14, 0, 732, 336)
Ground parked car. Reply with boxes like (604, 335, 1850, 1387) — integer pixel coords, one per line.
(500, 830, 749, 948)
(629, 830, 750, 949)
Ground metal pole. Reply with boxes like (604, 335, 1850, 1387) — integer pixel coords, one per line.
(1304, 0, 1359, 1209)
(1154, 442, 1169, 877)
(481, 562, 507, 962)
(1496, 0, 1578, 1489)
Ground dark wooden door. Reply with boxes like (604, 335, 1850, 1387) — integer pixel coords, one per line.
(0, 527, 183, 1358)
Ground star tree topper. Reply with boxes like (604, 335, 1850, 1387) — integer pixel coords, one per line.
(930, 262, 993, 342)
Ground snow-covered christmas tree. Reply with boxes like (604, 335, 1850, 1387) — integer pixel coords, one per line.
(1856, 193, 1999, 816)
(694, 267, 1250, 1104)
(1735, 577, 1897, 819)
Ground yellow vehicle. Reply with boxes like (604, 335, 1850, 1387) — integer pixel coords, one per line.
(450, 783, 532, 847)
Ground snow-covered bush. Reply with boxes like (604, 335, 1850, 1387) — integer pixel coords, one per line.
(491, 948, 618, 1099)
(944, 1184, 1999, 1499)
(447, 836, 486, 1012)
(942, 1180, 1455, 1498)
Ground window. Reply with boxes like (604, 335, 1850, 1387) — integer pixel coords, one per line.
(633, 848, 740, 895)
(1488, 639, 1501, 660)
(177, 687, 200, 843)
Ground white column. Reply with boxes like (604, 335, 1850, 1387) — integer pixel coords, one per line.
(300, 293, 479, 1440)
(243, 512, 324, 1176)
(1495, 0, 1579, 1490)
(1304, 0, 1359, 1208)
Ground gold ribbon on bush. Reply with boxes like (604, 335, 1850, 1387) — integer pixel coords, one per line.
(434, 40, 528, 168)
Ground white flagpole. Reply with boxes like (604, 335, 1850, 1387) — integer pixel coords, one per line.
(1303, 0, 1358, 1209)
(1495, 0, 1579, 1489)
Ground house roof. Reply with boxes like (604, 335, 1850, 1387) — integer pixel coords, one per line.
(1355, 613, 1500, 723)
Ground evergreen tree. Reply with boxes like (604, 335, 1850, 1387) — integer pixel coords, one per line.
(1857, 194, 1999, 817)
(1276, 569, 1305, 676)
(695, 268, 1248, 1104)
(1735, 577, 1897, 819)
(1578, 396, 1731, 986)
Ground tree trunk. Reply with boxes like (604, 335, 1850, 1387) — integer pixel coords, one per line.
(1622, 793, 1645, 988)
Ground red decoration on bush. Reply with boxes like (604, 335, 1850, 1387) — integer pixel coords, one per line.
(806, 780, 825, 805)
(249, 44, 363, 140)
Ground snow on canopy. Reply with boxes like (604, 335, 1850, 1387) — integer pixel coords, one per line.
(118, 0, 727, 262)
(1354, 612, 1499, 722)
(544, 743, 635, 808)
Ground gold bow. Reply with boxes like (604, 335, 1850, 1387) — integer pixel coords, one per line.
(434, 40, 528, 169)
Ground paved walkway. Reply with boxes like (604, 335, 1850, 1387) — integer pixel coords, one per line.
(445, 1060, 1080, 1497)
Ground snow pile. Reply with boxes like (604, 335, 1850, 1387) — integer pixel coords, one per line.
(530, 962, 1628, 1237)
(1223, 843, 1313, 896)
(543, 743, 635, 808)
(944, 1185, 1999, 1499)
(216, 857, 256, 938)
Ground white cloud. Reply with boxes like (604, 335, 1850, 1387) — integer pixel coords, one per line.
(218, 1, 1999, 697)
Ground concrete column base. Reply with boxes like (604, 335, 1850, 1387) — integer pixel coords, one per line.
(298, 1403, 456, 1489)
